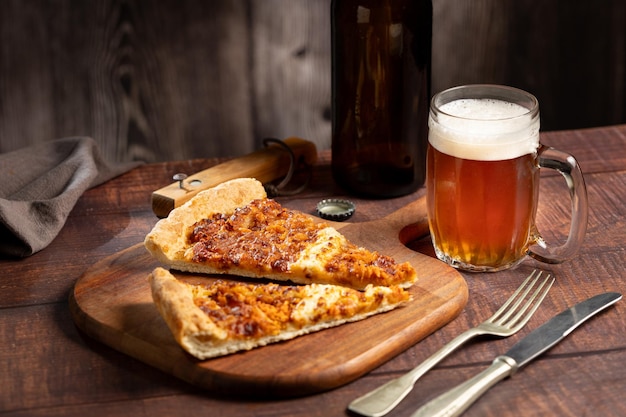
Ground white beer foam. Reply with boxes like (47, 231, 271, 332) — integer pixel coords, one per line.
(429, 98, 540, 161)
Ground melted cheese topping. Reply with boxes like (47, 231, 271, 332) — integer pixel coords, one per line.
(294, 227, 415, 288)
(189, 199, 322, 272)
(188, 198, 416, 288)
(190, 280, 409, 339)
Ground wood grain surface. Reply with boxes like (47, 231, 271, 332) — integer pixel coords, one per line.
(69, 196, 468, 397)
(2, 125, 625, 417)
(2, 0, 625, 163)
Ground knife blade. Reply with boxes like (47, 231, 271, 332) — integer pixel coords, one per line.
(411, 292, 622, 417)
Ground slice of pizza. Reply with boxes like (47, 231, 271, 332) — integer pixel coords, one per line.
(144, 178, 417, 290)
(149, 267, 410, 359)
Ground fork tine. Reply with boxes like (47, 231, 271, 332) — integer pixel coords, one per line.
(492, 270, 545, 324)
(506, 273, 554, 330)
(489, 270, 540, 323)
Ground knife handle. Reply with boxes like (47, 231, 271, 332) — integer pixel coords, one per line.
(151, 137, 317, 218)
(411, 356, 517, 417)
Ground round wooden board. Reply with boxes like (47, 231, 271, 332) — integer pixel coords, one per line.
(69, 197, 468, 397)
(69, 245, 466, 398)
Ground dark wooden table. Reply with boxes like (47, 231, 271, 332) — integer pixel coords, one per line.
(2, 125, 625, 416)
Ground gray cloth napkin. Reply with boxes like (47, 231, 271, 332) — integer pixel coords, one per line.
(0, 137, 141, 257)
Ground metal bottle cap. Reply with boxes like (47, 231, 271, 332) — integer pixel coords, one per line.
(316, 199, 355, 221)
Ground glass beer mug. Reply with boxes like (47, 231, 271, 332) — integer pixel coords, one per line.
(426, 84, 588, 272)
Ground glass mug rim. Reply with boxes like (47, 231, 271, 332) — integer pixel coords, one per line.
(431, 84, 539, 124)
(428, 84, 539, 162)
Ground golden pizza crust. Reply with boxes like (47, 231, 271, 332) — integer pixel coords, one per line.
(149, 267, 410, 359)
(144, 178, 268, 270)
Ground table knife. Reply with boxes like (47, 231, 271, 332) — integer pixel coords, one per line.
(411, 292, 622, 417)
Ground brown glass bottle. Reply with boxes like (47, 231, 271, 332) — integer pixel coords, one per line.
(331, 0, 432, 197)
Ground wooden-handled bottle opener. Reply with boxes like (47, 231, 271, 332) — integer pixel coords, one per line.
(151, 137, 318, 218)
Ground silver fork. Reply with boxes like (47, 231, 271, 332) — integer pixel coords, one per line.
(348, 270, 554, 417)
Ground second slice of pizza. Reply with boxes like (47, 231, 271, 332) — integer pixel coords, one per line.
(149, 267, 411, 359)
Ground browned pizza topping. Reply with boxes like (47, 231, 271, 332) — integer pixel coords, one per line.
(187, 198, 416, 289)
(324, 247, 415, 288)
(192, 280, 300, 338)
(189, 199, 325, 272)
(189, 279, 407, 340)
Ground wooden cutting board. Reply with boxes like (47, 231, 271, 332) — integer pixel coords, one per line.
(69, 196, 468, 398)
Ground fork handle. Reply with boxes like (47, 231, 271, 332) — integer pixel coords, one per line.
(410, 356, 517, 417)
(348, 328, 481, 417)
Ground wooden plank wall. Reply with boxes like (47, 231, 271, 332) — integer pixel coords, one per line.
(1, 0, 624, 163)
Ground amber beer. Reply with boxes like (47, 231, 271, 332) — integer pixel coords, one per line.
(427, 87, 541, 271)
(427, 147, 540, 270)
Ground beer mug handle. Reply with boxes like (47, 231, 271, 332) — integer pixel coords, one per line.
(529, 145, 589, 263)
